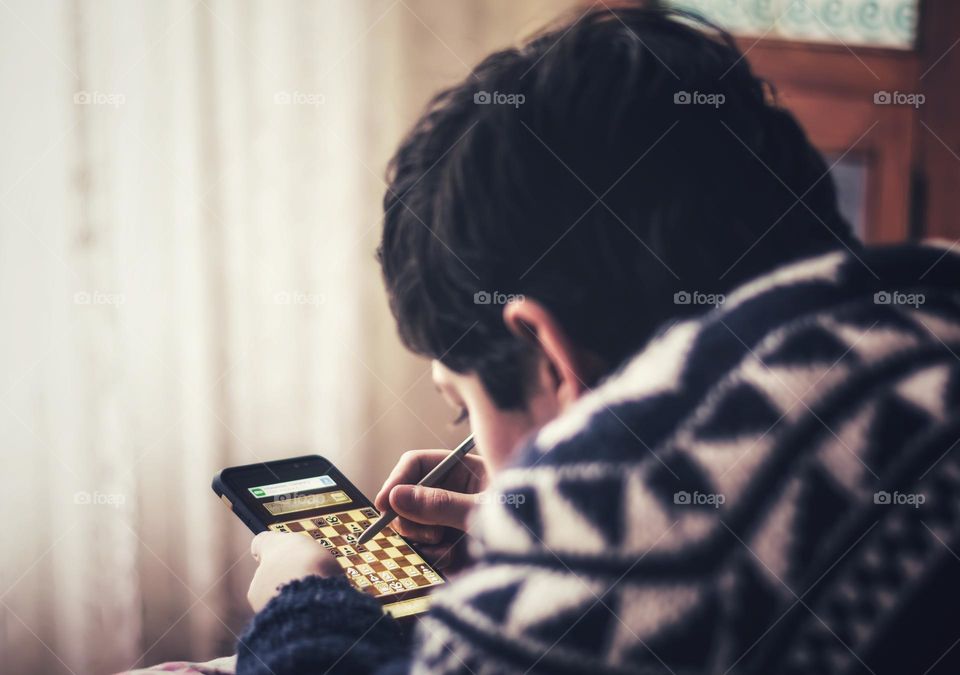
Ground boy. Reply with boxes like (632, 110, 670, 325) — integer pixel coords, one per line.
(240, 6, 960, 674)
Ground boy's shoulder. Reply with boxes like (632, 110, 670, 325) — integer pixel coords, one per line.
(416, 243, 960, 674)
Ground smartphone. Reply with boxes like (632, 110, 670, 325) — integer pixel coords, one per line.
(213, 455, 446, 620)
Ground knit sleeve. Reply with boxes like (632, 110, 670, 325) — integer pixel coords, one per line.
(235, 576, 412, 675)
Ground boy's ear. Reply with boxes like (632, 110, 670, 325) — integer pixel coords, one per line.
(501, 298, 599, 407)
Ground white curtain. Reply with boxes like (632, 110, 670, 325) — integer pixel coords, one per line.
(0, 1, 575, 673)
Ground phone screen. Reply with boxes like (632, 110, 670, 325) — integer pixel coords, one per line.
(217, 457, 445, 619)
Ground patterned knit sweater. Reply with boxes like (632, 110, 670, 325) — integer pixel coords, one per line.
(237, 244, 960, 675)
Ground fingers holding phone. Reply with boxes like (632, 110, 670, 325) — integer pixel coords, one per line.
(374, 449, 487, 572)
(247, 531, 341, 612)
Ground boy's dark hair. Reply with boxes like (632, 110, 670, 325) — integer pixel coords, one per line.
(378, 6, 854, 409)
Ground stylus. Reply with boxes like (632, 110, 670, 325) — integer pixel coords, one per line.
(357, 434, 476, 545)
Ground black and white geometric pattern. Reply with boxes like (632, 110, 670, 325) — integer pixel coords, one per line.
(412, 244, 960, 675)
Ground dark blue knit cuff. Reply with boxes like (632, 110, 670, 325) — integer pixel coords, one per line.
(236, 575, 410, 675)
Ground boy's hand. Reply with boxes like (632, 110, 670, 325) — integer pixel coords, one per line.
(374, 449, 488, 573)
(247, 531, 341, 612)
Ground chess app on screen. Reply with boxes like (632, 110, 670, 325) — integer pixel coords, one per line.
(213, 456, 445, 620)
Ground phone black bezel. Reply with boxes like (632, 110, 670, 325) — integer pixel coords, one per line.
(212, 454, 344, 533)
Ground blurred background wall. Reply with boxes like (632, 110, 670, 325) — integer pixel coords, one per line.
(0, 1, 576, 672)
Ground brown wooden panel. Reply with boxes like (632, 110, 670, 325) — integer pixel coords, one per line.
(916, 0, 960, 241)
(737, 39, 919, 243)
(770, 90, 916, 243)
(736, 38, 919, 96)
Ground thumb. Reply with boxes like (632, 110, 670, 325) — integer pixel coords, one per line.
(250, 531, 278, 562)
(389, 484, 475, 531)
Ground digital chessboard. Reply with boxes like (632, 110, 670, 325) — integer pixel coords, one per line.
(269, 506, 444, 599)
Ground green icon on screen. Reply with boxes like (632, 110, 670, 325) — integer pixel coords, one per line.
(251, 488, 266, 497)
